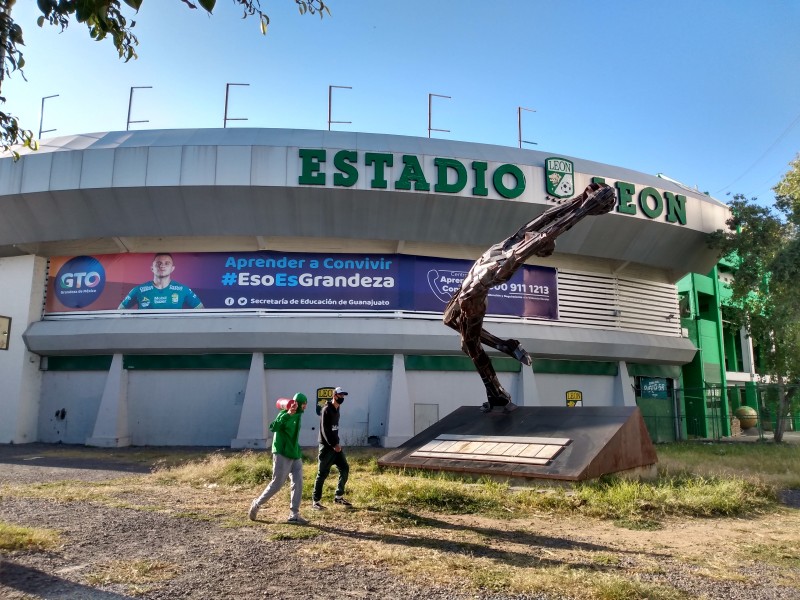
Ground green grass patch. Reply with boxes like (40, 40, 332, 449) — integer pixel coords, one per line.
(657, 441, 800, 489)
(153, 450, 277, 486)
(0, 521, 60, 552)
(152, 446, 780, 524)
(561, 474, 776, 520)
(738, 541, 800, 568)
(267, 526, 321, 541)
(588, 573, 690, 600)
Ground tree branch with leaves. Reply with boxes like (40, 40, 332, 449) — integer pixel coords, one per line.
(708, 158, 800, 442)
(0, 0, 330, 158)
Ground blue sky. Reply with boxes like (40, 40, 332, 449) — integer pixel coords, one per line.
(4, 0, 800, 204)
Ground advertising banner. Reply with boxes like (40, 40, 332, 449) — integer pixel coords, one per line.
(45, 252, 558, 319)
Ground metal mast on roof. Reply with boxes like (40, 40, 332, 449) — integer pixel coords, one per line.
(38, 94, 59, 139)
(224, 83, 249, 128)
(126, 86, 152, 131)
(518, 106, 537, 148)
(428, 93, 451, 138)
(328, 85, 352, 131)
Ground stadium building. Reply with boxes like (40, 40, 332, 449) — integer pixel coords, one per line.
(0, 128, 730, 448)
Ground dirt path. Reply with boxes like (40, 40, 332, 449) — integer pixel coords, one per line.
(1, 444, 799, 600)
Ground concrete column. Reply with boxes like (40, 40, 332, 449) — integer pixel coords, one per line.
(231, 352, 269, 449)
(0, 255, 47, 444)
(86, 353, 131, 447)
(382, 354, 413, 447)
(615, 361, 637, 406)
(739, 327, 756, 378)
(519, 364, 542, 406)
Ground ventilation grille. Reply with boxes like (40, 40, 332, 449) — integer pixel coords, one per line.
(557, 269, 681, 336)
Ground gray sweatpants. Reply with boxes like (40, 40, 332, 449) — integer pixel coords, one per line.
(253, 454, 303, 514)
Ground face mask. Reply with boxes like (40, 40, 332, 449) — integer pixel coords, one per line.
(336, 396, 345, 405)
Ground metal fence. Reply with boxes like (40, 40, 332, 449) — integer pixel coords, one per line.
(640, 383, 800, 443)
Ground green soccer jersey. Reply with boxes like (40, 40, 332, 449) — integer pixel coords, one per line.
(119, 281, 203, 309)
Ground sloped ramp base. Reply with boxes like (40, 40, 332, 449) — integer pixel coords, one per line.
(378, 406, 657, 481)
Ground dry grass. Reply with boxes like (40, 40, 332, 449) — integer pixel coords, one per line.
(84, 558, 179, 596)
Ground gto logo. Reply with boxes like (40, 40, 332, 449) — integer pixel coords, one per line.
(60, 271, 102, 289)
(54, 256, 106, 309)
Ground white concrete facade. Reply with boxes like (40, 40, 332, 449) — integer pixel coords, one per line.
(0, 255, 46, 444)
(0, 129, 730, 448)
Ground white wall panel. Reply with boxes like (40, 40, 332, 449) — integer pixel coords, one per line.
(251, 146, 289, 186)
(145, 146, 182, 186)
(112, 146, 149, 188)
(127, 370, 247, 446)
(216, 145, 252, 185)
(79, 149, 114, 189)
(407, 370, 521, 419)
(20, 153, 53, 193)
(535, 373, 617, 407)
(38, 371, 105, 444)
(180, 145, 217, 186)
(49, 151, 83, 191)
(0, 156, 23, 195)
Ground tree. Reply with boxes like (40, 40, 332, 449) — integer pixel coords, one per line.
(0, 0, 330, 158)
(708, 157, 800, 442)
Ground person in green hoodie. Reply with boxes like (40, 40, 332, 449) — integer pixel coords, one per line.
(248, 392, 309, 524)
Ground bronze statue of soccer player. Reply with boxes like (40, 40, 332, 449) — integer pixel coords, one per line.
(443, 182, 616, 413)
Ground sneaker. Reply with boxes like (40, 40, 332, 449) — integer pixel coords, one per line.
(334, 496, 352, 507)
(248, 501, 259, 521)
(311, 501, 327, 511)
(287, 513, 308, 525)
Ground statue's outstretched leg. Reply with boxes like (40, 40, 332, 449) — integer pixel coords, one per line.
(445, 295, 517, 412)
(479, 330, 532, 366)
(446, 291, 532, 367)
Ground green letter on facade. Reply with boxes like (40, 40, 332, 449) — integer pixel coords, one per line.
(492, 164, 525, 199)
(395, 155, 431, 191)
(365, 153, 393, 189)
(664, 192, 687, 225)
(472, 161, 489, 196)
(333, 150, 358, 187)
(615, 181, 637, 215)
(433, 158, 467, 193)
(298, 148, 326, 185)
(638, 187, 663, 219)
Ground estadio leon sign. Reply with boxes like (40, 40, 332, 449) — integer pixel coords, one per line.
(297, 149, 688, 225)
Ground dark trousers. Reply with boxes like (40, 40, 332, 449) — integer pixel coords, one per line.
(312, 443, 349, 501)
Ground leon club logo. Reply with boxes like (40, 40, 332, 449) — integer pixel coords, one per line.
(54, 256, 106, 309)
(316, 387, 335, 415)
(545, 157, 575, 198)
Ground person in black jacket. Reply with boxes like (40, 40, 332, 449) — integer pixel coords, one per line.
(311, 386, 352, 510)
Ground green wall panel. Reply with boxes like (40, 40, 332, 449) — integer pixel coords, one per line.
(531, 359, 617, 376)
(45, 355, 113, 371)
(264, 354, 393, 370)
(124, 354, 252, 370)
(405, 355, 520, 372)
